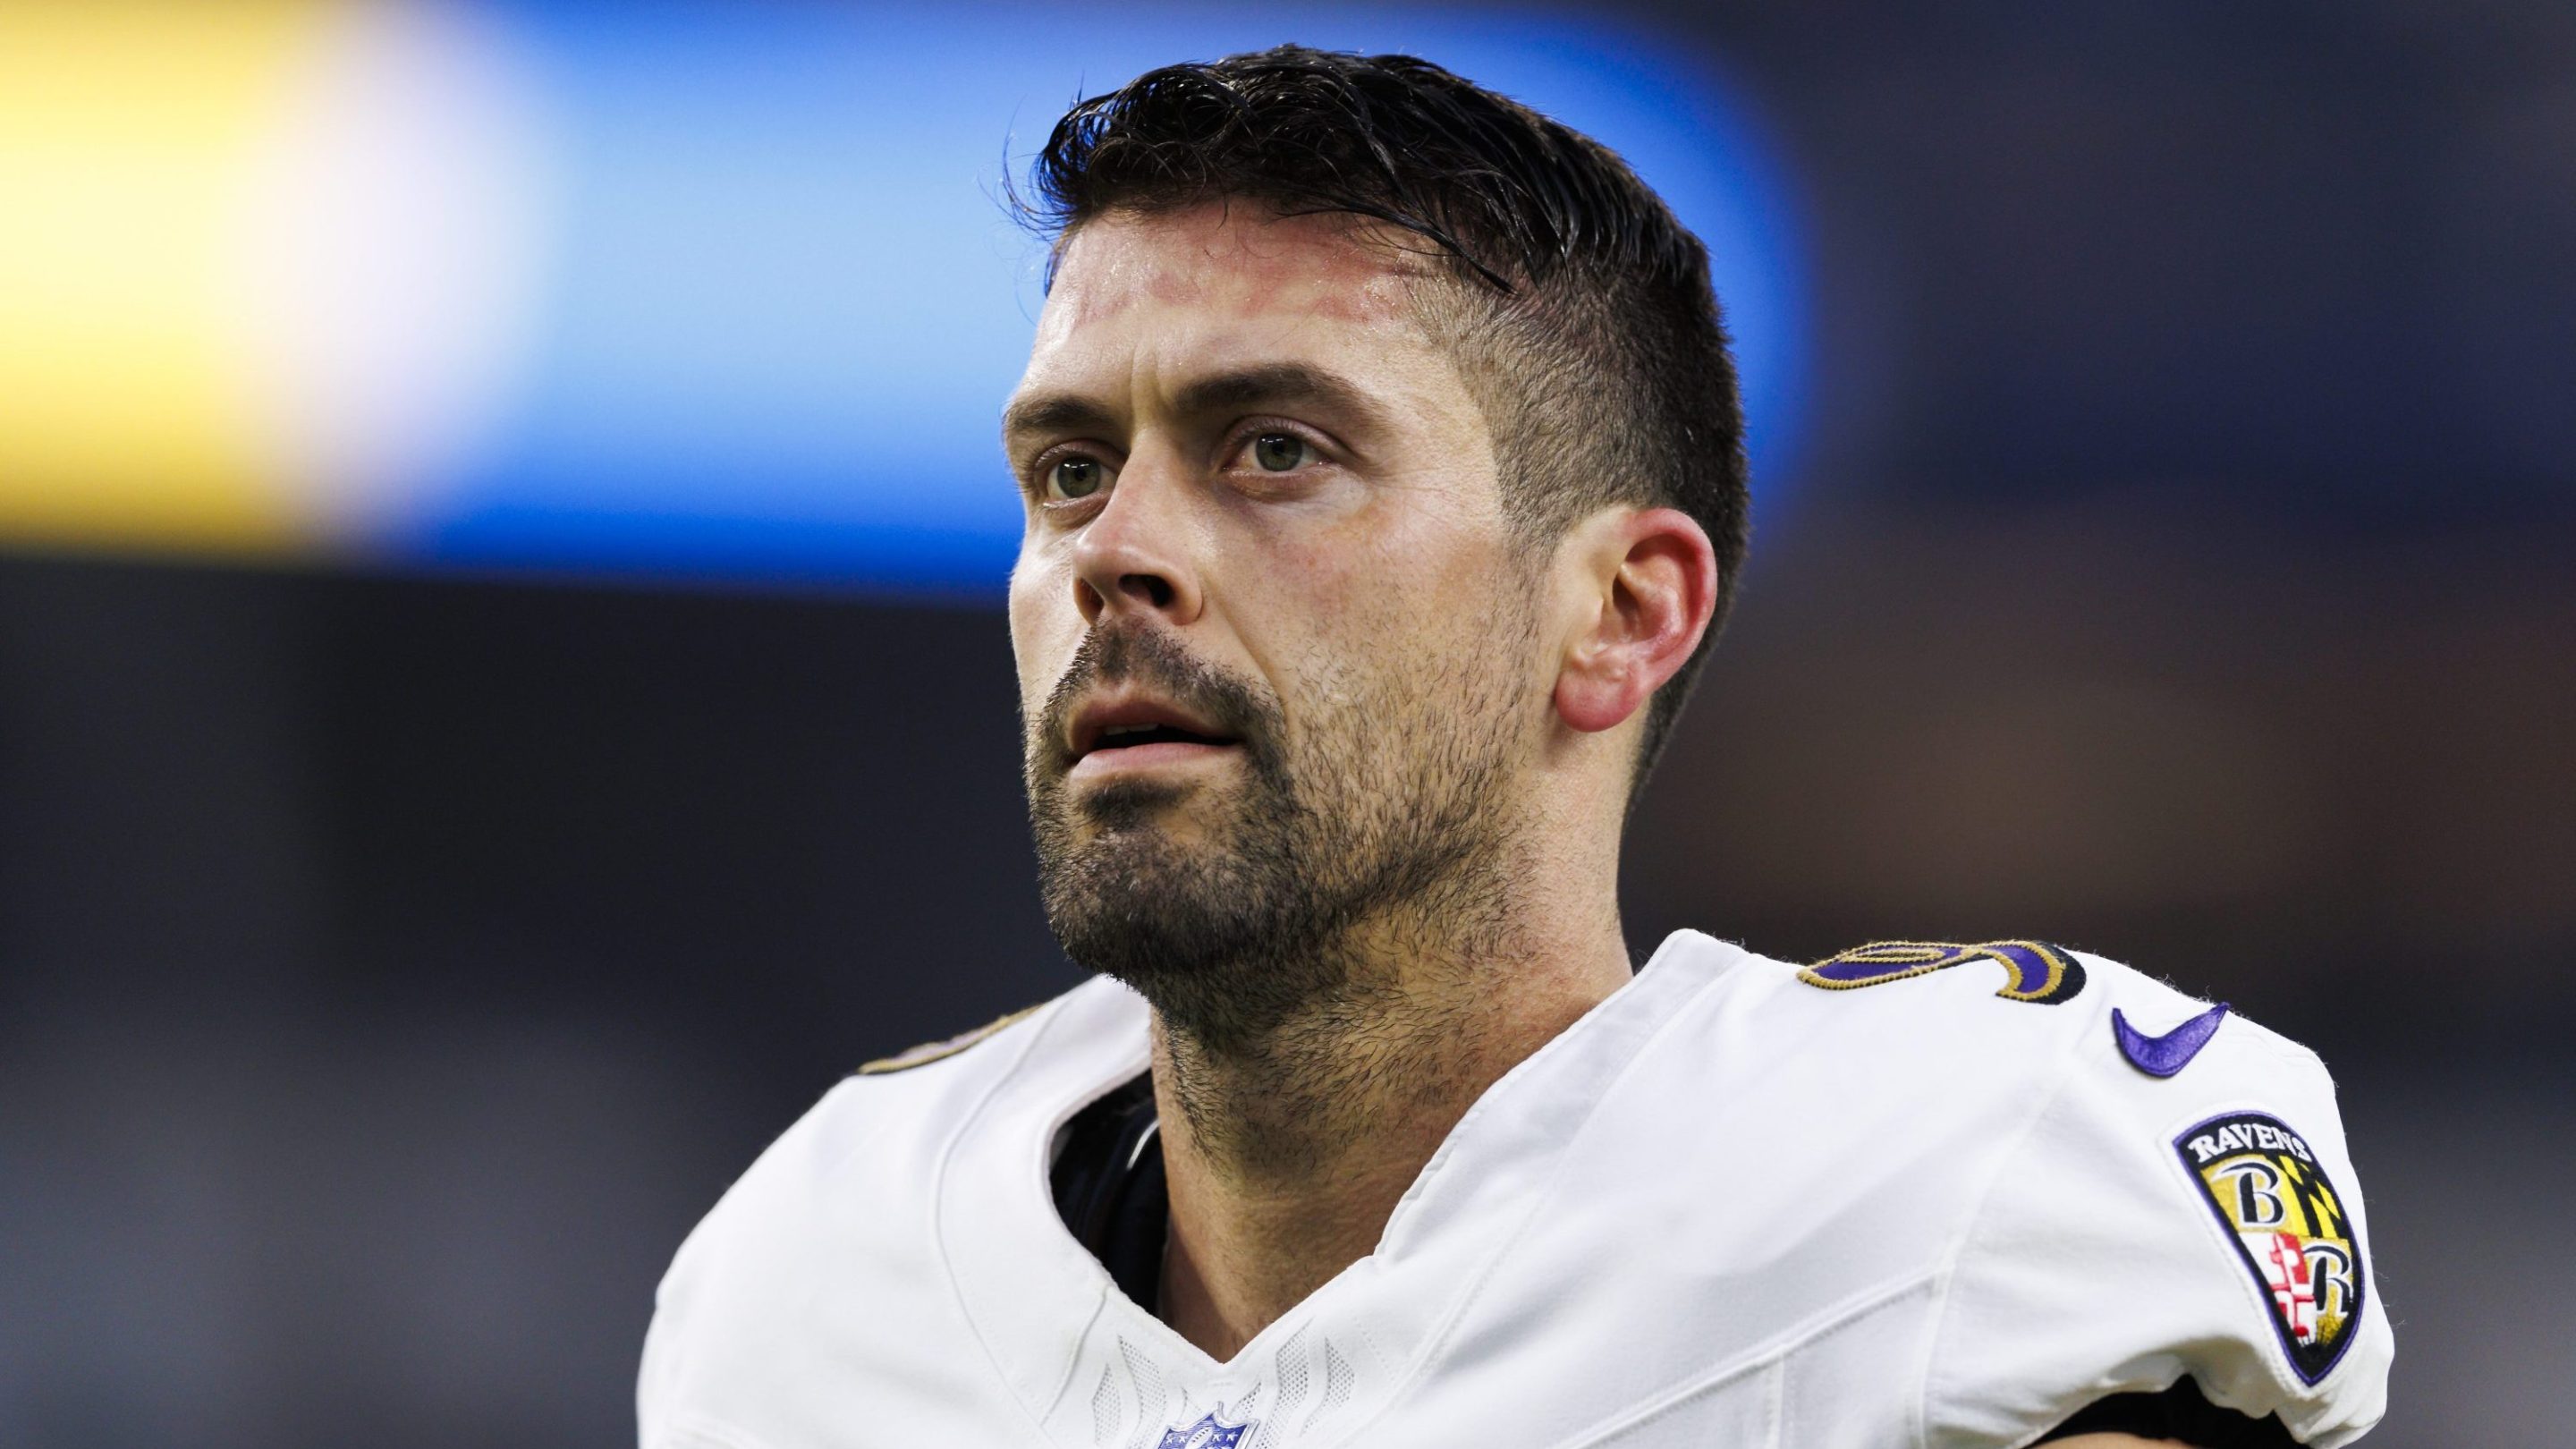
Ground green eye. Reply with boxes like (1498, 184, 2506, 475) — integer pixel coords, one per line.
(1049, 455, 1106, 499)
(1250, 433, 1308, 472)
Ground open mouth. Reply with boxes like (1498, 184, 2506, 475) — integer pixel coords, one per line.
(1089, 721, 1233, 751)
(1068, 707, 1242, 777)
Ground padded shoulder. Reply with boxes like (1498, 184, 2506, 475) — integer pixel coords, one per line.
(1903, 945, 2392, 1449)
(642, 979, 1125, 1446)
(1768, 937, 2124, 1083)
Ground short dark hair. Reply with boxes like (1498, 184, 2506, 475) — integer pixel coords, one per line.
(1018, 44, 1749, 782)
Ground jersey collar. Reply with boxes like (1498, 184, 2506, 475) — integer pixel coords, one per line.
(934, 932, 1747, 1442)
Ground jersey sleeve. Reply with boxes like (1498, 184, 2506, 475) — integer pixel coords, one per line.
(1921, 978, 2393, 1449)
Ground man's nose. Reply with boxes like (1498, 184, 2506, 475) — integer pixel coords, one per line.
(1068, 453, 1204, 628)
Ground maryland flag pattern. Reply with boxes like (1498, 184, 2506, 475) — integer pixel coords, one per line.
(2175, 1111, 2367, 1383)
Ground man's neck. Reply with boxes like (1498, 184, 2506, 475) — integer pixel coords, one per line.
(1146, 908, 1633, 1361)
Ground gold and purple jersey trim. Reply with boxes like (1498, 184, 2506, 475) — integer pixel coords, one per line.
(1798, 939, 2089, 1004)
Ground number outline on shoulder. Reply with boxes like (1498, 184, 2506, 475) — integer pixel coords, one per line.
(855, 1004, 1045, 1075)
(1798, 939, 2089, 1004)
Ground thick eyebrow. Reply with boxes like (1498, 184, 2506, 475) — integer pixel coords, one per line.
(999, 394, 1119, 453)
(1166, 362, 1393, 438)
(999, 361, 1394, 456)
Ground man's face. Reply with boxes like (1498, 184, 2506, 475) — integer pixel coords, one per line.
(1004, 204, 1550, 1038)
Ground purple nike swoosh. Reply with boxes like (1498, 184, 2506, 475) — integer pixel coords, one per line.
(2113, 1002, 2230, 1078)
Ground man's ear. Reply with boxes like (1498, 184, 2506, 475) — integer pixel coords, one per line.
(1552, 507, 1719, 734)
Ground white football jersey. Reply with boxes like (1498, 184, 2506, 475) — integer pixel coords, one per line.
(639, 931, 2392, 1448)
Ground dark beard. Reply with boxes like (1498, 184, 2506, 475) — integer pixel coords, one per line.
(1025, 623, 1522, 1053)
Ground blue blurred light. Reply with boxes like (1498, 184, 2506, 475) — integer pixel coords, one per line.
(422, 3, 1808, 597)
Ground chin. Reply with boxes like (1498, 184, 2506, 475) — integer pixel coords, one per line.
(1072, 773, 1196, 825)
(1044, 843, 1249, 968)
(1038, 808, 1284, 982)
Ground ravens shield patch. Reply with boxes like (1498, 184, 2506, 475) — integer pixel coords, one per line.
(2175, 1111, 2366, 1383)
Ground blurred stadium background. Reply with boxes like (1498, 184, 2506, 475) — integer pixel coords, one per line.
(2, 1, 2569, 1444)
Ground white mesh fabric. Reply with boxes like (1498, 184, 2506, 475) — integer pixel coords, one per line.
(1117, 1338, 1166, 1446)
(1090, 1364, 1123, 1447)
(1270, 1326, 1311, 1426)
(1307, 1342, 1353, 1430)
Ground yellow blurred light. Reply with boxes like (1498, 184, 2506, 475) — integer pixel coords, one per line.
(0, 0, 327, 555)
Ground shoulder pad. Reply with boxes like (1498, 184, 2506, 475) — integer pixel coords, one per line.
(855, 1003, 1044, 1075)
(1798, 938, 2089, 1005)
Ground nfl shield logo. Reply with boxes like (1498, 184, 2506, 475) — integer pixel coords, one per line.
(1156, 1411, 1253, 1448)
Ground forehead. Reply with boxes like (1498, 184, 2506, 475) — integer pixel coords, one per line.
(1024, 205, 1453, 382)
